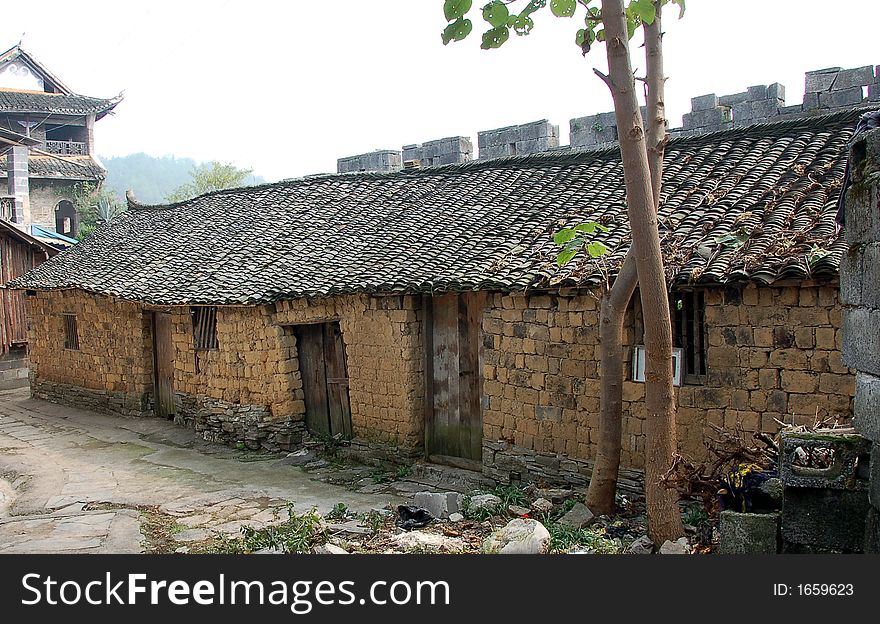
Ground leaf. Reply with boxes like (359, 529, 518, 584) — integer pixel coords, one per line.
(444, 0, 473, 22)
(629, 0, 656, 25)
(575, 221, 609, 234)
(669, 0, 686, 19)
(550, 0, 576, 18)
(587, 241, 609, 258)
(511, 15, 535, 35)
(482, 1, 509, 27)
(481, 25, 510, 48)
(553, 228, 577, 245)
(442, 18, 473, 45)
(557, 249, 578, 267)
(575, 28, 586, 46)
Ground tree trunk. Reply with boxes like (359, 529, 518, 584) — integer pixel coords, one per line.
(599, 0, 683, 544)
(586, 2, 669, 517)
(587, 255, 637, 515)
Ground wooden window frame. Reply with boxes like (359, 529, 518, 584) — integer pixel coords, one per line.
(191, 306, 219, 351)
(672, 289, 707, 385)
(62, 313, 80, 350)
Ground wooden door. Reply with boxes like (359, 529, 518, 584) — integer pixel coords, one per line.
(426, 292, 484, 468)
(295, 322, 352, 438)
(152, 311, 175, 419)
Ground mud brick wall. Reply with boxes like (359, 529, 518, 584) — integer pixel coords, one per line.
(271, 294, 425, 448)
(162, 294, 425, 451)
(481, 283, 853, 481)
(26, 290, 154, 416)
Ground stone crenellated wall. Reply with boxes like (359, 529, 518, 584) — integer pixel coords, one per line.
(26, 289, 154, 416)
(480, 282, 853, 482)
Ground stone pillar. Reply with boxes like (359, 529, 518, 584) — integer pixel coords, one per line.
(840, 126, 880, 552)
(5, 145, 30, 227)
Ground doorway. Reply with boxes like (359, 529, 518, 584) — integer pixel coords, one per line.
(425, 292, 485, 469)
(293, 322, 353, 438)
(152, 311, 175, 419)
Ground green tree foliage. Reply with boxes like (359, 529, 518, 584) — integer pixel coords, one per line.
(442, 0, 683, 54)
(73, 182, 126, 240)
(101, 153, 266, 205)
(166, 161, 256, 203)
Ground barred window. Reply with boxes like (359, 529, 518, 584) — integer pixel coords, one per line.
(191, 306, 218, 350)
(672, 290, 707, 383)
(63, 314, 79, 350)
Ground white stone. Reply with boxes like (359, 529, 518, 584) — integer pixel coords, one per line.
(628, 535, 654, 555)
(467, 493, 501, 513)
(413, 491, 461, 519)
(482, 519, 551, 554)
(392, 531, 464, 552)
(313, 543, 348, 554)
(531, 498, 553, 513)
(448, 513, 464, 522)
(659, 537, 690, 555)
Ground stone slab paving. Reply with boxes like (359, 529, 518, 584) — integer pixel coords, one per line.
(0, 388, 405, 554)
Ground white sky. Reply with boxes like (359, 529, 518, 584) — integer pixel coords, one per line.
(1, 1, 876, 182)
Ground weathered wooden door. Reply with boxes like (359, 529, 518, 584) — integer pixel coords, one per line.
(152, 311, 175, 419)
(295, 322, 353, 438)
(426, 292, 484, 468)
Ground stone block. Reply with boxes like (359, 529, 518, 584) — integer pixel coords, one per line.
(842, 308, 880, 376)
(843, 176, 880, 245)
(732, 99, 780, 125)
(818, 86, 865, 109)
(802, 92, 820, 110)
(682, 108, 730, 130)
(831, 66, 875, 90)
(804, 67, 841, 93)
(854, 372, 880, 442)
(719, 511, 779, 554)
(780, 431, 869, 490)
(413, 491, 462, 519)
(768, 82, 786, 102)
(690, 93, 718, 111)
(747, 84, 769, 100)
(782, 487, 869, 552)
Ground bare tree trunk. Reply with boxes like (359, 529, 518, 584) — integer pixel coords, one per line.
(587, 256, 637, 514)
(586, 2, 669, 518)
(599, 0, 683, 543)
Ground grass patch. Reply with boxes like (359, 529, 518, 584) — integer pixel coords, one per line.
(546, 521, 623, 554)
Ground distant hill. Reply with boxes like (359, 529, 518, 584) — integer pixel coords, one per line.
(99, 153, 265, 204)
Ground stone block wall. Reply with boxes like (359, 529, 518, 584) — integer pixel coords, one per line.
(26, 290, 154, 416)
(840, 126, 880, 551)
(337, 150, 403, 174)
(402, 137, 472, 168)
(0, 345, 29, 390)
(480, 283, 853, 481)
(477, 120, 559, 159)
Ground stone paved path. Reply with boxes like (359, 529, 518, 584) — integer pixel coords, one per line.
(0, 388, 406, 553)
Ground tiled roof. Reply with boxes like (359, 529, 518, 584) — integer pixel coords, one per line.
(0, 90, 121, 118)
(9, 107, 870, 305)
(0, 154, 105, 180)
